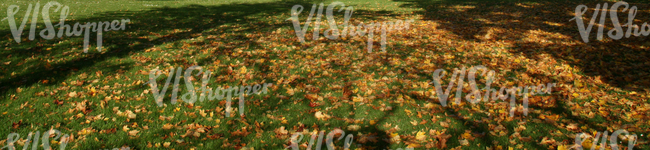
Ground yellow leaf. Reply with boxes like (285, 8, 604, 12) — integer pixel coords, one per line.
(404, 109, 412, 116)
(352, 96, 364, 102)
(407, 143, 420, 148)
(574, 80, 583, 87)
(461, 132, 472, 139)
(162, 124, 173, 130)
(415, 131, 427, 142)
(572, 93, 579, 97)
(389, 133, 401, 143)
(582, 138, 593, 149)
(239, 66, 247, 74)
(199, 110, 207, 117)
(369, 120, 377, 125)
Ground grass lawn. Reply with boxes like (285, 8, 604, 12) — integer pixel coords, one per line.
(0, 0, 649, 149)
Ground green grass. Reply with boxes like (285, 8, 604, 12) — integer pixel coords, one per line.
(1, 0, 649, 149)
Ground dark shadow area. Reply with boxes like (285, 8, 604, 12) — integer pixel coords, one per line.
(393, 0, 650, 92)
(0, 0, 328, 96)
(388, 1, 650, 146)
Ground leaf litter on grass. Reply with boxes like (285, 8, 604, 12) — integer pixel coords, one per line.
(0, 0, 649, 149)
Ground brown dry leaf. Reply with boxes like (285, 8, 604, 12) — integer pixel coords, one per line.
(128, 130, 140, 136)
(68, 91, 77, 97)
(306, 94, 318, 101)
(440, 121, 449, 128)
(389, 133, 401, 144)
(540, 137, 556, 145)
(459, 139, 469, 146)
(433, 133, 452, 149)
(126, 110, 136, 119)
(274, 126, 288, 137)
(347, 125, 361, 131)
(286, 88, 296, 96)
(12, 121, 21, 129)
(61, 134, 74, 143)
(314, 111, 331, 121)
(566, 123, 579, 131)
(410, 120, 418, 126)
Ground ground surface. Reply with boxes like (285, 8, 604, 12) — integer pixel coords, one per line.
(0, 0, 649, 149)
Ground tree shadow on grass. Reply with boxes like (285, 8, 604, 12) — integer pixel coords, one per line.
(0, 0, 328, 96)
(374, 41, 643, 149)
(384, 0, 649, 147)
(394, 0, 650, 92)
(0, 0, 403, 149)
